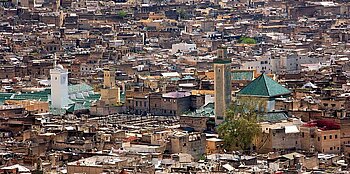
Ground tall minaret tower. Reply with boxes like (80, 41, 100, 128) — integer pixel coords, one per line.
(214, 46, 232, 125)
(103, 68, 116, 88)
(50, 53, 69, 109)
(100, 67, 120, 106)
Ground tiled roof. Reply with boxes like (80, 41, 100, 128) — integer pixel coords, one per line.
(12, 91, 49, 101)
(231, 71, 254, 81)
(182, 75, 195, 80)
(0, 84, 98, 112)
(68, 83, 93, 94)
(238, 73, 291, 97)
(259, 111, 288, 122)
(0, 93, 14, 104)
(182, 102, 214, 117)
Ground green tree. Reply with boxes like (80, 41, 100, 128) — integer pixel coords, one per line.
(177, 9, 187, 20)
(239, 37, 257, 44)
(117, 11, 127, 18)
(217, 97, 265, 152)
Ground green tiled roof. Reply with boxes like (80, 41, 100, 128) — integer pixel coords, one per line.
(182, 102, 214, 117)
(50, 107, 67, 115)
(182, 76, 195, 80)
(259, 111, 288, 122)
(170, 77, 181, 81)
(71, 93, 100, 102)
(83, 93, 101, 100)
(11, 90, 50, 101)
(0, 83, 99, 113)
(0, 93, 14, 104)
(238, 74, 291, 97)
(67, 104, 75, 113)
(120, 91, 126, 103)
(231, 71, 254, 81)
(68, 83, 93, 94)
(73, 103, 86, 111)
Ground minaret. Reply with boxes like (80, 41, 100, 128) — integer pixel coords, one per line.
(103, 68, 116, 88)
(100, 67, 120, 106)
(214, 46, 231, 125)
(50, 53, 69, 109)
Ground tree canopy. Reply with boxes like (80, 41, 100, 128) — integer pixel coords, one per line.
(117, 11, 127, 18)
(217, 97, 266, 152)
(239, 37, 257, 44)
(177, 9, 187, 20)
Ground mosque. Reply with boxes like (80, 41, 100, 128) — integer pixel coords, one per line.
(49, 54, 101, 115)
(0, 54, 122, 115)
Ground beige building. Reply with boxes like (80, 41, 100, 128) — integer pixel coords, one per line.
(315, 129, 341, 154)
(67, 156, 129, 174)
(206, 138, 224, 154)
(300, 120, 341, 154)
(257, 121, 301, 153)
(5, 100, 49, 113)
(179, 115, 209, 132)
(19, 0, 34, 8)
(167, 131, 206, 160)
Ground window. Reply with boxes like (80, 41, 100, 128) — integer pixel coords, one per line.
(324, 136, 326, 140)
(330, 135, 332, 139)
(330, 147, 333, 150)
(337, 147, 340, 150)
(335, 135, 338, 139)
(318, 137, 320, 141)
(302, 132, 304, 137)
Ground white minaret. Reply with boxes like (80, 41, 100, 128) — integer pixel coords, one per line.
(50, 53, 69, 109)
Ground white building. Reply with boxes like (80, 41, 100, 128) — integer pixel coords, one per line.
(171, 43, 197, 54)
(241, 49, 328, 74)
(50, 56, 69, 109)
